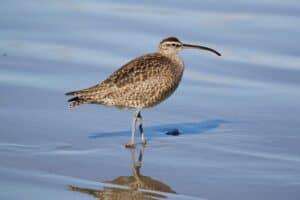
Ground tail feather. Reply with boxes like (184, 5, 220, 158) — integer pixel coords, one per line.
(65, 84, 109, 108)
(67, 96, 85, 108)
(65, 90, 79, 96)
(68, 96, 79, 102)
(66, 89, 88, 108)
(65, 84, 104, 97)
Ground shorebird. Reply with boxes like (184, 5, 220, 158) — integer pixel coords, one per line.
(66, 36, 221, 148)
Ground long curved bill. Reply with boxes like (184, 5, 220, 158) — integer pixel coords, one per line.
(183, 43, 221, 56)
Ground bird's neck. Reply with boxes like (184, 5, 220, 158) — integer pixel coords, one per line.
(160, 51, 184, 68)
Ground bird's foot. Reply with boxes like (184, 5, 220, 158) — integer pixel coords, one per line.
(125, 143, 135, 149)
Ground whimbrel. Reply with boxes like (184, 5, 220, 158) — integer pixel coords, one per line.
(66, 36, 221, 147)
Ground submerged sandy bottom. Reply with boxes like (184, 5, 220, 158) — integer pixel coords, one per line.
(1, 0, 300, 199)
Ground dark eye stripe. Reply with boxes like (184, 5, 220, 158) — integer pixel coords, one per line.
(165, 43, 180, 47)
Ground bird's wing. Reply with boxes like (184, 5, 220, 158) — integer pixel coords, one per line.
(102, 53, 174, 87)
(66, 53, 175, 98)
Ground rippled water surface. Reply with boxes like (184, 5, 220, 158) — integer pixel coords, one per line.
(1, 0, 300, 199)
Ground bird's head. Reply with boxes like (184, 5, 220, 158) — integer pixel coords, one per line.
(158, 36, 221, 56)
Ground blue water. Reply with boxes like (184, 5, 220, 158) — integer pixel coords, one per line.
(1, 0, 300, 199)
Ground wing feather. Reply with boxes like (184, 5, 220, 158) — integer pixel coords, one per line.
(66, 53, 180, 108)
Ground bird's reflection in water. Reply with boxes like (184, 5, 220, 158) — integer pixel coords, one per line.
(69, 144, 176, 200)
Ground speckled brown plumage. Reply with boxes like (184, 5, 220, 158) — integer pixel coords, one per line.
(66, 36, 221, 146)
(66, 52, 184, 109)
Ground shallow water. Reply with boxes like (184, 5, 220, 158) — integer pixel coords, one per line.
(1, 0, 300, 199)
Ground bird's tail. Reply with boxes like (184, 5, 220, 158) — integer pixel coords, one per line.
(65, 85, 108, 108)
(66, 89, 99, 108)
(66, 89, 90, 108)
(67, 96, 85, 108)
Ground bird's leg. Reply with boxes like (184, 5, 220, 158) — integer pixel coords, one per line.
(138, 142, 146, 164)
(137, 110, 146, 144)
(134, 143, 146, 177)
(128, 143, 142, 182)
(125, 110, 139, 148)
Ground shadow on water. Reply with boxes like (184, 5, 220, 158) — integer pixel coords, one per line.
(89, 119, 225, 139)
(69, 144, 176, 200)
